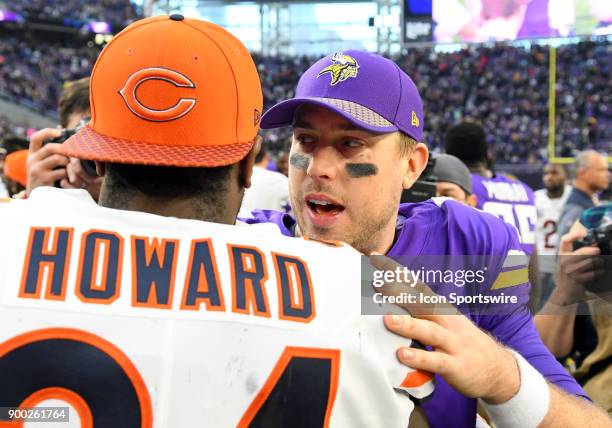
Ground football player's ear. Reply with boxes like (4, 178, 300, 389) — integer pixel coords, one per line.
(239, 135, 262, 189)
(402, 143, 428, 189)
(94, 161, 106, 177)
(467, 193, 477, 208)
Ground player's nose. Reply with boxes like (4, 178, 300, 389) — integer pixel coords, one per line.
(307, 145, 338, 181)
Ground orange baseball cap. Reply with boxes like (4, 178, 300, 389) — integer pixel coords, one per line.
(62, 15, 263, 167)
(4, 149, 28, 186)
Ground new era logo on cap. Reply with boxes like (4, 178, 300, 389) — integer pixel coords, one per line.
(411, 111, 420, 127)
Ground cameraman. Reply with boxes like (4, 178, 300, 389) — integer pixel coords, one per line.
(535, 204, 612, 415)
(431, 153, 477, 207)
(26, 77, 102, 200)
(557, 150, 609, 241)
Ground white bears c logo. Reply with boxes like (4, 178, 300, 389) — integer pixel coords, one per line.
(119, 67, 196, 122)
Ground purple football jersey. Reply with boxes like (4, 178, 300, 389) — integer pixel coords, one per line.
(242, 198, 586, 428)
(471, 173, 537, 255)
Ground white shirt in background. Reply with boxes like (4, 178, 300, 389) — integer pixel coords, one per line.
(240, 166, 290, 217)
(534, 185, 571, 273)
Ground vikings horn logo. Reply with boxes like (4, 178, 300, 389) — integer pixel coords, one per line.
(317, 52, 359, 86)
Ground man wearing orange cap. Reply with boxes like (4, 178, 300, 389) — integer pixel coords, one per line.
(2, 149, 28, 197)
(0, 15, 440, 426)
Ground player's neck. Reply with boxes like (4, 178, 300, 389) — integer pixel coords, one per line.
(98, 193, 237, 224)
(359, 218, 398, 255)
(468, 165, 492, 178)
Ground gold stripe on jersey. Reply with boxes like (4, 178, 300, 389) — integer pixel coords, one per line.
(491, 268, 529, 290)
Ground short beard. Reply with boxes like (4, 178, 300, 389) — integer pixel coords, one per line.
(294, 199, 397, 255)
(546, 184, 565, 195)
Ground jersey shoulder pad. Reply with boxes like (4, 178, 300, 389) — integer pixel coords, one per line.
(239, 209, 295, 237)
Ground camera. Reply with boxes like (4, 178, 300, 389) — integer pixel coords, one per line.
(44, 118, 98, 178)
(572, 223, 612, 256)
(46, 127, 78, 145)
(400, 156, 437, 203)
(572, 223, 612, 294)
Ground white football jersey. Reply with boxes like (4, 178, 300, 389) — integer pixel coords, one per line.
(534, 186, 571, 273)
(0, 188, 432, 428)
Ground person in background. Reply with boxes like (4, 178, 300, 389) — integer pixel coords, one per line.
(535, 163, 571, 306)
(535, 205, 612, 415)
(547, 151, 610, 372)
(26, 77, 103, 200)
(431, 153, 477, 207)
(2, 149, 28, 197)
(445, 121, 538, 256)
(557, 150, 610, 240)
(239, 142, 290, 217)
(0, 135, 29, 198)
(445, 121, 541, 310)
(275, 151, 289, 177)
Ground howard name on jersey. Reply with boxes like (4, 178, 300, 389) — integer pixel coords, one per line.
(0, 188, 432, 427)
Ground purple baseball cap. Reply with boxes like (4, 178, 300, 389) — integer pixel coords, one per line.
(260, 50, 424, 142)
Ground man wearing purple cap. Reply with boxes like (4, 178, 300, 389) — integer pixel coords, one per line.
(245, 50, 607, 426)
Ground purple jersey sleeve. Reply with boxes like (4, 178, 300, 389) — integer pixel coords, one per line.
(240, 209, 295, 236)
(392, 199, 588, 428)
(471, 174, 537, 255)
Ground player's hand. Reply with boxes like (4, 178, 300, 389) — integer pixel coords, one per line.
(552, 230, 605, 306)
(369, 254, 520, 405)
(60, 157, 103, 200)
(27, 128, 68, 196)
(383, 313, 519, 404)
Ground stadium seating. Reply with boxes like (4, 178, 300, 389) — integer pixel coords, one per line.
(1, 37, 609, 163)
(0, 0, 142, 29)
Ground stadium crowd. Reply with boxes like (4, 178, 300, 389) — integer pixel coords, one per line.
(0, 37, 609, 164)
(0, 0, 142, 28)
(0, 38, 97, 115)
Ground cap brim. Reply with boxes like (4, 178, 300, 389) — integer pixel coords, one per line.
(260, 97, 398, 134)
(62, 125, 254, 167)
